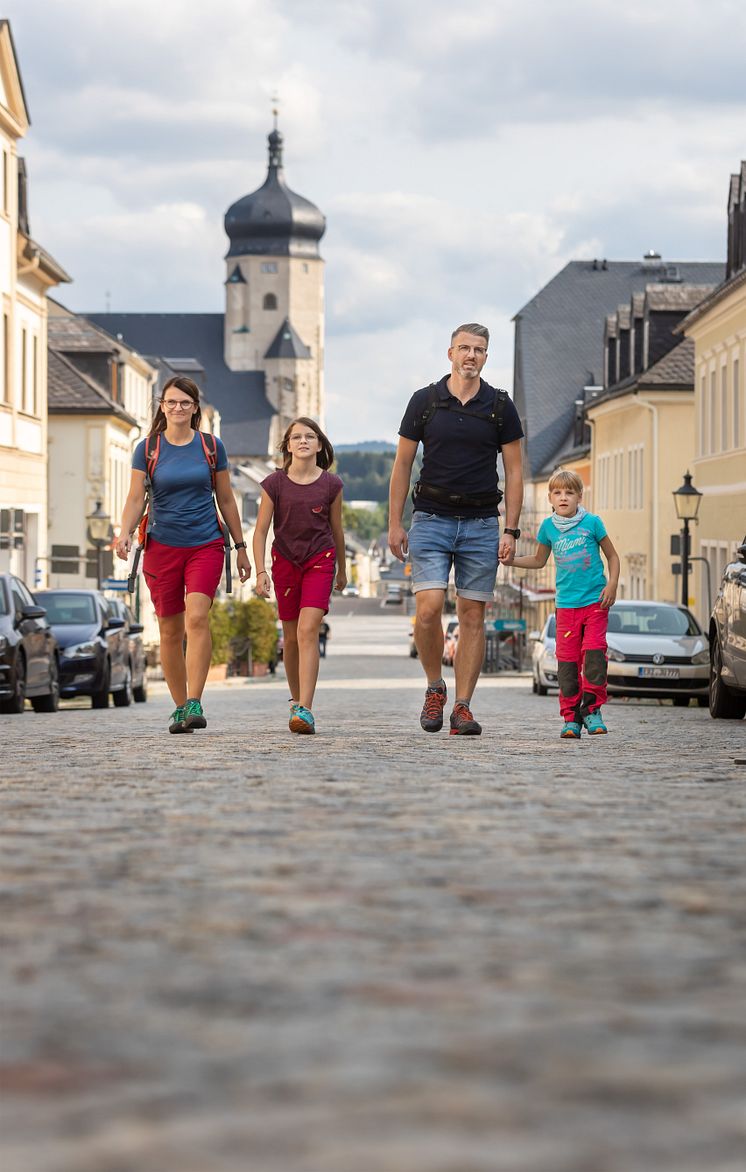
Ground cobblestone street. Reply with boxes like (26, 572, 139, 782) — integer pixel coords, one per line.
(1, 613, 745, 1172)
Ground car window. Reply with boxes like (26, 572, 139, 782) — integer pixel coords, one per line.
(35, 593, 97, 624)
(609, 605, 700, 636)
(546, 615, 556, 638)
(11, 577, 34, 609)
(0, 580, 9, 616)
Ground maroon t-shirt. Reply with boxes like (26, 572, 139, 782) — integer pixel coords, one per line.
(261, 468, 344, 566)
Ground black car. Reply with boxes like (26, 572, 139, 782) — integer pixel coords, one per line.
(0, 573, 60, 714)
(709, 537, 746, 720)
(106, 598, 148, 703)
(34, 589, 134, 708)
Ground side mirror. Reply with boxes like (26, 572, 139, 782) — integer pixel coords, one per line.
(129, 622, 144, 634)
(106, 616, 126, 630)
(20, 604, 47, 621)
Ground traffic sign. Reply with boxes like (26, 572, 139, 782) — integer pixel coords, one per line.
(493, 618, 526, 632)
(103, 578, 129, 592)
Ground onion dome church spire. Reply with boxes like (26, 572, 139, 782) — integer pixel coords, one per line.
(224, 124, 326, 259)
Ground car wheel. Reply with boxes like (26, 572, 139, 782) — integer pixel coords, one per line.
(531, 676, 538, 694)
(709, 633, 746, 719)
(672, 696, 689, 708)
(91, 661, 111, 709)
(1, 652, 26, 714)
(133, 671, 148, 703)
(31, 655, 60, 713)
(113, 665, 133, 708)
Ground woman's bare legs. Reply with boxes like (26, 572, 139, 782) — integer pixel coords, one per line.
(158, 612, 187, 707)
(184, 591, 213, 700)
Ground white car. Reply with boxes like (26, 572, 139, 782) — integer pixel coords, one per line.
(529, 613, 557, 695)
(606, 600, 709, 706)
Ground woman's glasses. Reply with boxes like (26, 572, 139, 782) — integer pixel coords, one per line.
(162, 399, 195, 411)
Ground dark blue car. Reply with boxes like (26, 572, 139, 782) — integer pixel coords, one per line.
(0, 573, 60, 714)
(34, 589, 135, 708)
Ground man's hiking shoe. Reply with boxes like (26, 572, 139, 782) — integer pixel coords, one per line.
(182, 698, 207, 730)
(449, 702, 482, 736)
(289, 704, 315, 734)
(583, 710, 608, 735)
(169, 706, 193, 734)
(560, 721, 582, 739)
(420, 683, 447, 732)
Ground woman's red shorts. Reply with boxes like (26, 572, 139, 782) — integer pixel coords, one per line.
(143, 538, 224, 617)
(271, 546, 335, 621)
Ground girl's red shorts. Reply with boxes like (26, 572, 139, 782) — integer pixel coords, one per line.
(143, 538, 224, 617)
(271, 546, 335, 621)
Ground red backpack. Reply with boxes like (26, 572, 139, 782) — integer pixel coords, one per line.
(129, 431, 232, 592)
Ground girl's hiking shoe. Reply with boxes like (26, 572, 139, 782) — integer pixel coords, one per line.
(289, 704, 315, 734)
(169, 706, 193, 734)
(449, 702, 482, 735)
(583, 710, 608, 735)
(420, 683, 447, 732)
(182, 698, 207, 730)
(560, 721, 582, 739)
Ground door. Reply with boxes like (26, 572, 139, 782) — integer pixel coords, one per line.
(11, 576, 46, 690)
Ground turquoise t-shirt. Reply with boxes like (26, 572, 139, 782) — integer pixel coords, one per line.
(132, 432, 228, 548)
(537, 512, 608, 608)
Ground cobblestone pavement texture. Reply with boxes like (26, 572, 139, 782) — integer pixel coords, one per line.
(1, 613, 745, 1172)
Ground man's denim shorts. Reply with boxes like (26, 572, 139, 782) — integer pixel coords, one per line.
(407, 511, 499, 602)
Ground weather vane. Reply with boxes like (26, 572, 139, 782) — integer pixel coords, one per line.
(271, 92, 279, 130)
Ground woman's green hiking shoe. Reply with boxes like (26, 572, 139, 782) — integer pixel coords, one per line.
(169, 706, 193, 734)
(182, 698, 207, 730)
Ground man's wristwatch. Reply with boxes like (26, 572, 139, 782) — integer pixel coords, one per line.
(504, 527, 521, 539)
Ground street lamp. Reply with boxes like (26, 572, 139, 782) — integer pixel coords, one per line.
(672, 471, 702, 607)
(86, 500, 112, 590)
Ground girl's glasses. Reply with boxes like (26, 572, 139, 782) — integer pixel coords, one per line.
(288, 433, 318, 443)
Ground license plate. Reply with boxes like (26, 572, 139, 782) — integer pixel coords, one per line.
(638, 666, 680, 679)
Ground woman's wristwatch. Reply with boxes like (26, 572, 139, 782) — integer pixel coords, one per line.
(234, 541, 247, 550)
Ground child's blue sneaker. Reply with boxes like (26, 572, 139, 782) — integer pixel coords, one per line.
(289, 704, 315, 735)
(583, 710, 608, 735)
(560, 721, 582, 739)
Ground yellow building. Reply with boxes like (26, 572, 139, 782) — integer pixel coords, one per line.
(0, 21, 70, 584)
(679, 161, 746, 627)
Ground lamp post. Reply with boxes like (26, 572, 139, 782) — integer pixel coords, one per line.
(86, 500, 112, 590)
(672, 471, 702, 607)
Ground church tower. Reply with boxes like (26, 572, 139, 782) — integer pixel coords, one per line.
(223, 125, 326, 446)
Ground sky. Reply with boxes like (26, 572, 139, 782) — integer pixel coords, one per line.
(6, 0, 746, 443)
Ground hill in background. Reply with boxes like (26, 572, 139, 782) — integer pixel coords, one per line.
(335, 441, 396, 453)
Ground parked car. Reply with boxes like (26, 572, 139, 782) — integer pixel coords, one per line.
(106, 598, 148, 703)
(709, 537, 746, 720)
(606, 600, 709, 705)
(442, 619, 459, 666)
(341, 583, 360, 597)
(0, 573, 60, 714)
(529, 613, 558, 695)
(384, 583, 404, 605)
(34, 588, 133, 708)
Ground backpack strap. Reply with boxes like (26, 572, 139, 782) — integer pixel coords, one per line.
(418, 383, 441, 428)
(197, 431, 232, 594)
(419, 382, 509, 440)
(488, 388, 509, 443)
(198, 431, 218, 492)
(145, 433, 160, 483)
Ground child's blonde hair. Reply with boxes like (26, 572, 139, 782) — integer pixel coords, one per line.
(548, 468, 584, 496)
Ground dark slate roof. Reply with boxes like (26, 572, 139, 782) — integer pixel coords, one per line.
(264, 317, 312, 360)
(590, 339, 695, 408)
(48, 313, 119, 353)
(224, 129, 325, 260)
(47, 349, 136, 425)
(86, 312, 273, 458)
(512, 258, 725, 479)
(677, 265, 746, 333)
(644, 283, 716, 311)
(226, 265, 246, 284)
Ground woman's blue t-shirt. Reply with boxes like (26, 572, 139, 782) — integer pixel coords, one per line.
(537, 512, 608, 608)
(132, 432, 228, 548)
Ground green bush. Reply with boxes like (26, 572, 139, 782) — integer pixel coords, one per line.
(209, 597, 278, 665)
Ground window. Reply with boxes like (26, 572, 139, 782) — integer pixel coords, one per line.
(263, 293, 277, 310)
(260, 262, 278, 274)
(734, 357, 741, 449)
(710, 369, 717, 453)
(2, 150, 7, 214)
(21, 327, 27, 413)
(0, 312, 7, 403)
(699, 372, 706, 456)
(32, 335, 39, 415)
(721, 364, 729, 450)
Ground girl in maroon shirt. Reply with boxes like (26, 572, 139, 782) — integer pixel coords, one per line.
(253, 417, 346, 734)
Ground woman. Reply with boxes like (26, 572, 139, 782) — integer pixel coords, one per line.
(116, 376, 250, 733)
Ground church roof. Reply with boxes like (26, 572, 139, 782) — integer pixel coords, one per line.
(86, 312, 275, 458)
(224, 128, 325, 260)
(264, 318, 312, 360)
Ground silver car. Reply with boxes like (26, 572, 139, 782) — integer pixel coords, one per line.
(708, 537, 746, 720)
(529, 613, 558, 695)
(606, 600, 709, 706)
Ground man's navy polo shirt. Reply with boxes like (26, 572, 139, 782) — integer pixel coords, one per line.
(398, 375, 524, 518)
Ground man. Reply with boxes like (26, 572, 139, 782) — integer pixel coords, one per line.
(388, 323, 524, 735)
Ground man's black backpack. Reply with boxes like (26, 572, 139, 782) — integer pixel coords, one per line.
(417, 382, 509, 445)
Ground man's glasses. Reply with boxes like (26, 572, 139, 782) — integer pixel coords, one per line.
(161, 399, 195, 411)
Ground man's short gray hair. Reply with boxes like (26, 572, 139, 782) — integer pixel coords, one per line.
(451, 322, 489, 346)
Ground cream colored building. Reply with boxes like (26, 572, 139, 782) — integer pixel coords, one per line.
(680, 161, 746, 627)
(0, 21, 70, 584)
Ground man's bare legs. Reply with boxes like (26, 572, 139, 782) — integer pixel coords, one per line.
(454, 596, 486, 703)
(414, 589, 446, 683)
